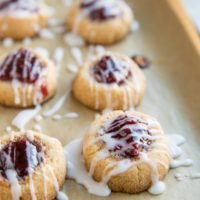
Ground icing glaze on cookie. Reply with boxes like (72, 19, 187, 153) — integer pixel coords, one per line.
(93, 55, 132, 86)
(100, 114, 152, 159)
(0, 138, 43, 180)
(80, 0, 123, 21)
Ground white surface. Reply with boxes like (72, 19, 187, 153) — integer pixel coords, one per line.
(182, 0, 200, 32)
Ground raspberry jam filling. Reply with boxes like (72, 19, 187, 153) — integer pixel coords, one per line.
(93, 55, 132, 86)
(0, 48, 45, 84)
(0, 0, 38, 12)
(80, 0, 122, 21)
(101, 115, 152, 159)
(0, 139, 44, 180)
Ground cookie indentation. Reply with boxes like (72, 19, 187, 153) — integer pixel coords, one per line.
(0, 138, 44, 180)
(80, 0, 121, 21)
(101, 115, 152, 159)
(93, 55, 132, 85)
(0, 48, 45, 83)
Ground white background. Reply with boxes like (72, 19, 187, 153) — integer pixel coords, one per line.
(182, 0, 200, 32)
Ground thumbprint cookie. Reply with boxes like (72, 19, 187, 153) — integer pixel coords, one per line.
(0, 131, 66, 200)
(72, 52, 146, 110)
(0, 48, 57, 108)
(83, 111, 171, 194)
(0, 0, 50, 39)
(67, 0, 133, 45)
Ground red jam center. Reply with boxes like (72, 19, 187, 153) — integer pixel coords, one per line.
(0, 0, 38, 12)
(93, 55, 132, 85)
(0, 139, 43, 180)
(0, 48, 45, 84)
(102, 115, 152, 159)
(131, 55, 151, 69)
(80, 0, 121, 21)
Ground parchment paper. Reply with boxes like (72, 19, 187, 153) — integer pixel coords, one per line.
(0, 0, 200, 199)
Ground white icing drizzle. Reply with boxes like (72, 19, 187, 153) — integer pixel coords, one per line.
(34, 115, 43, 122)
(53, 112, 79, 120)
(48, 17, 63, 27)
(170, 159, 193, 169)
(131, 20, 140, 32)
(191, 172, 200, 179)
(39, 28, 55, 39)
(34, 47, 49, 58)
(5, 169, 21, 200)
(64, 112, 79, 119)
(175, 172, 200, 181)
(148, 181, 166, 195)
(33, 124, 42, 132)
(167, 134, 186, 158)
(52, 47, 64, 74)
(43, 91, 70, 117)
(12, 105, 41, 131)
(53, 25, 66, 34)
(87, 45, 106, 62)
(11, 79, 21, 105)
(167, 134, 194, 170)
(52, 114, 63, 120)
(62, 0, 73, 7)
(57, 191, 69, 200)
(70, 47, 83, 65)
(53, 47, 64, 65)
(5, 126, 13, 134)
(65, 138, 111, 196)
(66, 63, 78, 74)
(27, 165, 37, 200)
(2, 37, 14, 47)
(22, 37, 32, 46)
(64, 33, 85, 47)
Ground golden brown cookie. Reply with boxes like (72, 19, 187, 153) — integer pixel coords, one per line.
(83, 110, 171, 193)
(0, 0, 50, 39)
(0, 131, 67, 200)
(0, 47, 57, 108)
(72, 52, 146, 110)
(67, 0, 133, 45)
